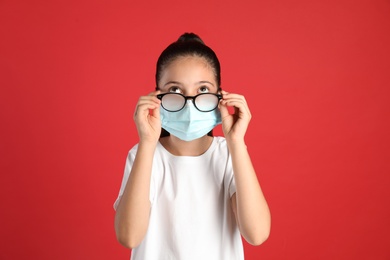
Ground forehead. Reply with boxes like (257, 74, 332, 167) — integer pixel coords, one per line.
(160, 56, 215, 80)
(167, 55, 211, 69)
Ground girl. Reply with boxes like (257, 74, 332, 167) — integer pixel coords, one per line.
(114, 33, 271, 260)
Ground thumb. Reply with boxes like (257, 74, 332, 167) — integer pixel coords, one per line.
(151, 103, 160, 120)
(150, 90, 161, 119)
(219, 101, 230, 119)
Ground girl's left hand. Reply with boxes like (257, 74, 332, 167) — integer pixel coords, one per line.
(219, 90, 252, 143)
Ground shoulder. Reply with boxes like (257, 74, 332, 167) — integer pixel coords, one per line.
(126, 142, 169, 166)
(213, 136, 227, 146)
(208, 136, 230, 161)
(212, 136, 229, 152)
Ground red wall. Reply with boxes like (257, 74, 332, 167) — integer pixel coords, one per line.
(1, 1, 389, 259)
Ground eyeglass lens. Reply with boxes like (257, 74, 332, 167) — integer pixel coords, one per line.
(161, 93, 220, 112)
(195, 94, 219, 111)
(161, 94, 185, 111)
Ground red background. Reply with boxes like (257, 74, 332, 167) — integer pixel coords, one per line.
(1, 0, 389, 259)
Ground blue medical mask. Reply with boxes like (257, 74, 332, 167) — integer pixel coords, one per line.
(160, 101, 222, 141)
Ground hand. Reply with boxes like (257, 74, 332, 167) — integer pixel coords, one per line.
(219, 90, 251, 143)
(133, 91, 161, 143)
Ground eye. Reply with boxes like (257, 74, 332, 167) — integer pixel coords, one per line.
(168, 86, 182, 93)
(198, 86, 210, 93)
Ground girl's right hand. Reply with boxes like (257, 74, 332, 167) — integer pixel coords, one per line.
(133, 91, 161, 144)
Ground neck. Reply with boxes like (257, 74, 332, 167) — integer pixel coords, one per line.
(159, 135, 213, 156)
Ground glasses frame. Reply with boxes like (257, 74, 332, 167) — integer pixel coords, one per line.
(157, 93, 222, 112)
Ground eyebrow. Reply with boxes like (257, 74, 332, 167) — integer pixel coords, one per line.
(163, 81, 215, 87)
(163, 81, 182, 87)
(198, 81, 215, 87)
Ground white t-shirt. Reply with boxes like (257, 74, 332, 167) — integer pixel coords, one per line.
(114, 136, 244, 260)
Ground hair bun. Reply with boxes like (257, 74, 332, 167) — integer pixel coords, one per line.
(177, 32, 205, 44)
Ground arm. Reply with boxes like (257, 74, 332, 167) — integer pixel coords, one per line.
(230, 144, 271, 246)
(114, 91, 161, 248)
(219, 90, 271, 246)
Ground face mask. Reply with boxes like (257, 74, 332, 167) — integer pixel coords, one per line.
(160, 101, 222, 141)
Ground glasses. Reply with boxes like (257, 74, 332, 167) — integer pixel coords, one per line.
(157, 93, 222, 112)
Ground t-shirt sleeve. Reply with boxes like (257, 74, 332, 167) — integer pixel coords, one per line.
(113, 145, 156, 210)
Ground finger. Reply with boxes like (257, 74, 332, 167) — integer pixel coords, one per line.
(221, 99, 251, 118)
(139, 92, 161, 106)
(134, 100, 160, 118)
(150, 101, 160, 119)
(137, 102, 160, 111)
(221, 98, 247, 110)
(220, 92, 247, 115)
(218, 100, 230, 119)
(138, 97, 160, 106)
(136, 101, 160, 114)
(148, 90, 161, 96)
(222, 93, 248, 105)
(135, 91, 161, 107)
(140, 92, 161, 104)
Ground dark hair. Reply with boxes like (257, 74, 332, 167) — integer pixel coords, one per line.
(155, 32, 221, 89)
(156, 33, 221, 138)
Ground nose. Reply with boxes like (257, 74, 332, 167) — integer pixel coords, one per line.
(185, 98, 194, 106)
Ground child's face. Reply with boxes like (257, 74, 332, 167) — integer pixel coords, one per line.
(158, 56, 218, 96)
